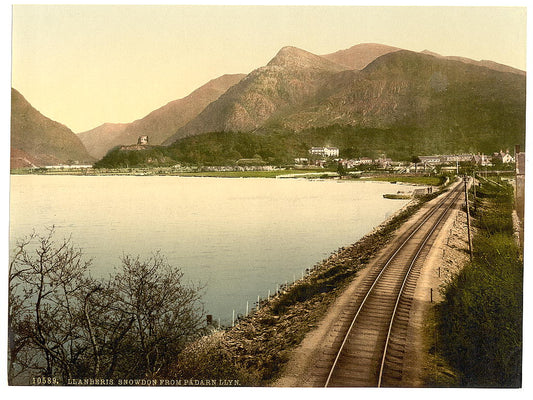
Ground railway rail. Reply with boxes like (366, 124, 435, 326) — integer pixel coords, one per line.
(314, 180, 465, 387)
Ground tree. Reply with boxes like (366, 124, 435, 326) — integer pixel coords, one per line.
(337, 161, 347, 177)
(8, 229, 205, 384)
(104, 253, 206, 378)
(8, 228, 92, 383)
(411, 155, 422, 173)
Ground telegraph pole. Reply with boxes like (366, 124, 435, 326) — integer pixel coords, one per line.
(464, 177, 473, 261)
(472, 171, 477, 212)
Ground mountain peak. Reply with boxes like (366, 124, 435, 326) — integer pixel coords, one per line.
(267, 46, 345, 71)
(321, 43, 401, 70)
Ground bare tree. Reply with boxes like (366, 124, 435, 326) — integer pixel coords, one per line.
(8, 228, 92, 383)
(9, 229, 206, 385)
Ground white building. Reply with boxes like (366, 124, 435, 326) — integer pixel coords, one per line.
(492, 150, 514, 164)
(309, 147, 339, 158)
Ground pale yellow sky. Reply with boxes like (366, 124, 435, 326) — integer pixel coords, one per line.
(11, 4, 527, 133)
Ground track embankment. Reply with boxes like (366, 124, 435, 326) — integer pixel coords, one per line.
(274, 180, 471, 387)
(175, 184, 459, 386)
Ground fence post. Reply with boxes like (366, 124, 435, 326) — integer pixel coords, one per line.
(464, 177, 473, 261)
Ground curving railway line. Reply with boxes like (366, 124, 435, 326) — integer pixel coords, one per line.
(311, 179, 466, 387)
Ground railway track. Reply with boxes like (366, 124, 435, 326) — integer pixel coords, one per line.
(312, 180, 465, 387)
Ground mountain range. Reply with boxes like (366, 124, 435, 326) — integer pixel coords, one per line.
(11, 43, 526, 167)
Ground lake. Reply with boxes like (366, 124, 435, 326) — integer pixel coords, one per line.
(9, 175, 418, 324)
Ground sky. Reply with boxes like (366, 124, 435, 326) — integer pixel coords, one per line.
(10, 3, 528, 133)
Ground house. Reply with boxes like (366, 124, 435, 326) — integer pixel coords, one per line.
(472, 153, 491, 166)
(309, 147, 340, 157)
(492, 150, 514, 164)
(138, 135, 149, 145)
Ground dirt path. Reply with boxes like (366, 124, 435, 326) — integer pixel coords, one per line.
(274, 184, 470, 387)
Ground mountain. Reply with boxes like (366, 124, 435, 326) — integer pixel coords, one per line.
(11, 88, 93, 167)
(163, 46, 348, 144)
(321, 43, 401, 70)
(278, 50, 525, 136)
(77, 74, 245, 158)
(163, 47, 525, 153)
(420, 50, 525, 76)
(77, 123, 129, 159)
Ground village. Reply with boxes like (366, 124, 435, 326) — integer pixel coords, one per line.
(299, 146, 515, 170)
(20, 135, 517, 177)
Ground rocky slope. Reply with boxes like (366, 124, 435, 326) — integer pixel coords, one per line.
(164, 47, 348, 143)
(11, 88, 93, 166)
(280, 50, 526, 135)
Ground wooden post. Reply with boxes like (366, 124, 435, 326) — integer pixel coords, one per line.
(464, 177, 473, 261)
(430, 288, 433, 303)
(257, 295, 260, 309)
(246, 301, 249, 316)
(473, 171, 477, 212)
(232, 310, 235, 327)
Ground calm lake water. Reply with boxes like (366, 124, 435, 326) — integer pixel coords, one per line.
(9, 175, 417, 324)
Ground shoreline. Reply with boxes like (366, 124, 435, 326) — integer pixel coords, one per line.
(10, 168, 449, 188)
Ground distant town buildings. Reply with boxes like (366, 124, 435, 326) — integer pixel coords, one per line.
(297, 148, 515, 170)
(138, 135, 149, 145)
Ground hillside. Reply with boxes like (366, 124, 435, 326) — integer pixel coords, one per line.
(164, 46, 348, 143)
(11, 88, 93, 166)
(78, 74, 245, 158)
(421, 50, 526, 76)
(281, 50, 526, 141)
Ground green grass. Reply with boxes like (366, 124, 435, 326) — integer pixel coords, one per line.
(367, 174, 446, 186)
(172, 169, 329, 178)
(435, 179, 522, 387)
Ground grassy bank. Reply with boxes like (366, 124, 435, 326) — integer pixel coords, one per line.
(365, 174, 447, 186)
(11, 167, 334, 178)
(432, 178, 522, 387)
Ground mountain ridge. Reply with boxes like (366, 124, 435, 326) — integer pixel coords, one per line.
(321, 43, 402, 70)
(166, 46, 525, 144)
